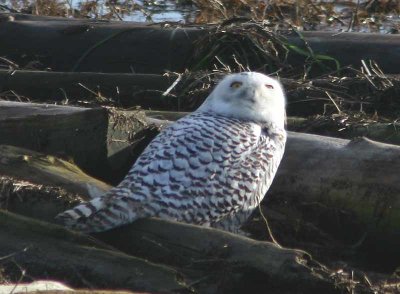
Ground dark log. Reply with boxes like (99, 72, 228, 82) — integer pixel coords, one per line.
(0, 146, 344, 292)
(0, 143, 338, 293)
(2, 69, 400, 118)
(0, 210, 186, 293)
(97, 218, 346, 294)
(109, 111, 400, 230)
(284, 31, 400, 75)
(106, 111, 400, 269)
(270, 133, 400, 270)
(1, 118, 398, 276)
(0, 209, 348, 294)
(0, 101, 109, 178)
(0, 14, 205, 73)
(0, 70, 175, 108)
(2, 103, 399, 272)
(0, 13, 399, 74)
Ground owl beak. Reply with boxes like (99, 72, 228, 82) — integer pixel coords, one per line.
(241, 87, 256, 103)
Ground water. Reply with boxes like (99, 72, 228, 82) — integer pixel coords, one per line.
(72, 0, 197, 23)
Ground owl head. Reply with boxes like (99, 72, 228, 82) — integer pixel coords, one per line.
(197, 72, 286, 129)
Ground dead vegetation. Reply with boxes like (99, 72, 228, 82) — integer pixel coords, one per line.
(1, 0, 399, 32)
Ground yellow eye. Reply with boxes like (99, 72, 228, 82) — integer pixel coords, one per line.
(230, 81, 242, 89)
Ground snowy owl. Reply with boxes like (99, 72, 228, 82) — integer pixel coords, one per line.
(56, 72, 287, 233)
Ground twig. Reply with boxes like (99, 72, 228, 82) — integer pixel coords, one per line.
(257, 202, 282, 248)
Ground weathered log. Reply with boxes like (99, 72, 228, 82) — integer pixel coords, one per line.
(0, 210, 186, 293)
(2, 69, 399, 118)
(110, 111, 400, 227)
(0, 145, 111, 222)
(0, 145, 111, 197)
(0, 13, 400, 74)
(0, 282, 133, 294)
(106, 111, 400, 269)
(287, 116, 400, 146)
(0, 70, 175, 108)
(0, 101, 108, 178)
(0, 209, 350, 293)
(0, 143, 339, 293)
(0, 14, 205, 73)
(0, 281, 73, 293)
(2, 104, 399, 270)
(270, 133, 400, 270)
(284, 31, 400, 75)
(144, 113, 400, 147)
(0, 101, 160, 184)
(97, 218, 348, 294)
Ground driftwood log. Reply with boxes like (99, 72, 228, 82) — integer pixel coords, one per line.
(0, 101, 108, 178)
(0, 145, 111, 222)
(0, 70, 175, 108)
(0, 210, 186, 293)
(0, 209, 354, 293)
(1, 70, 400, 118)
(0, 13, 399, 74)
(287, 116, 400, 145)
(107, 111, 400, 270)
(0, 146, 336, 293)
(2, 106, 400, 271)
(0, 101, 158, 183)
(145, 111, 400, 146)
(0, 281, 133, 294)
(271, 133, 400, 270)
(0, 127, 397, 290)
(2, 102, 400, 253)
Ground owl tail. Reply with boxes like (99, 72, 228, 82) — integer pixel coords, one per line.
(56, 196, 137, 233)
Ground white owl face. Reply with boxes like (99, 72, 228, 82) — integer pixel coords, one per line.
(198, 72, 286, 128)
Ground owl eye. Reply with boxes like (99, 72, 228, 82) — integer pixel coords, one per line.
(230, 81, 242, 89)
(265, 84, 274, 89)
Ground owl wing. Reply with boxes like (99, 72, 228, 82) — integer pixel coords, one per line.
(56, 112, 285, 232)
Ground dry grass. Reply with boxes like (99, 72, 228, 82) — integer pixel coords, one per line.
(2, 0, 399, 32)
(190, 21, 290, 74)
(191, 0, 400, 32)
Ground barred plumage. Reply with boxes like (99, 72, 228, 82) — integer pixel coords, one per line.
(56, 72, 287, 233)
